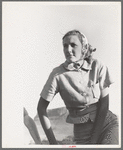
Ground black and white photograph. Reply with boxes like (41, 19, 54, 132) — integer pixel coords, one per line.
(2, 1, 121, 148)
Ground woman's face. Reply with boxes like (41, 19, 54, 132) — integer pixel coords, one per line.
(63, 35, 83, 63)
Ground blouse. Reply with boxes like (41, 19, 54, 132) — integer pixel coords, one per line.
(40, 59, 113, 109)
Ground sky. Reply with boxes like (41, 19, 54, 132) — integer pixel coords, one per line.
(2, 2, 121, 147)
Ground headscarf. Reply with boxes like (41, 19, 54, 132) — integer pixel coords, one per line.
(62, 30, 96, 64)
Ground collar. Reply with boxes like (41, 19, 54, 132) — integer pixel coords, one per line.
(63, 59, 92, 71)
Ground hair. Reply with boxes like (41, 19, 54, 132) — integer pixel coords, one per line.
(84, 43, 96, 64)
(62, 30, 96, 64)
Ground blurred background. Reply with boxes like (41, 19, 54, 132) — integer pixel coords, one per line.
(2, 2, 121, 147)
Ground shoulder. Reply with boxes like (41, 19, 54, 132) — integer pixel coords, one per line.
(92, 59, 106, 69)
(50, 63, 66, 77)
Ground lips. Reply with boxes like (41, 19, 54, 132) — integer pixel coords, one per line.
(66, 53, 74, 57)
(67, 55, 73, 57)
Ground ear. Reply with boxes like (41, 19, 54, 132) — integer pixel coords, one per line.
(81, 48, 87, 57)
(85, 44, 88, 49)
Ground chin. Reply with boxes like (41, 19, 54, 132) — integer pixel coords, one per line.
(66, 56, 78, 63)
(67, 59, 76, 63)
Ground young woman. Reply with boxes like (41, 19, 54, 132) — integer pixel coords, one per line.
(37, 30, 118, 144)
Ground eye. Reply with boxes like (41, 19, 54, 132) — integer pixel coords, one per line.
(71, 43, 77, 48)
(63, 44, 68, 48)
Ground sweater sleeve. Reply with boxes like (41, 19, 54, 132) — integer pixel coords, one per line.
(98, 63, 114, 90)
(40, 69, 59, 102)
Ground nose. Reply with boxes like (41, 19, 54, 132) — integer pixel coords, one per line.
(68, 45, 72, 53)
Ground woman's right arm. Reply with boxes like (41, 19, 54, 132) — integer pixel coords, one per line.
(37, 97, 58, 144)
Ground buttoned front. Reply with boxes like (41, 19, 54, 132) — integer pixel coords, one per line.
(40, 59, 113, 108)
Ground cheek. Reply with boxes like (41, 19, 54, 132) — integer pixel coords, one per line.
(75, 49, 82, 57)
(63, 49, 67, 57)
(63, 49, 67, 54)
(63, 48, 66, 54)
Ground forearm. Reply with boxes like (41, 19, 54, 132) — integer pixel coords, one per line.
(91, 94, 109, 143)
(38, 113, 57, 144)
(37, 98, 58, 144)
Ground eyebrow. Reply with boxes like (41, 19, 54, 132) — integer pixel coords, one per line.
(71, 42, 77, 45)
